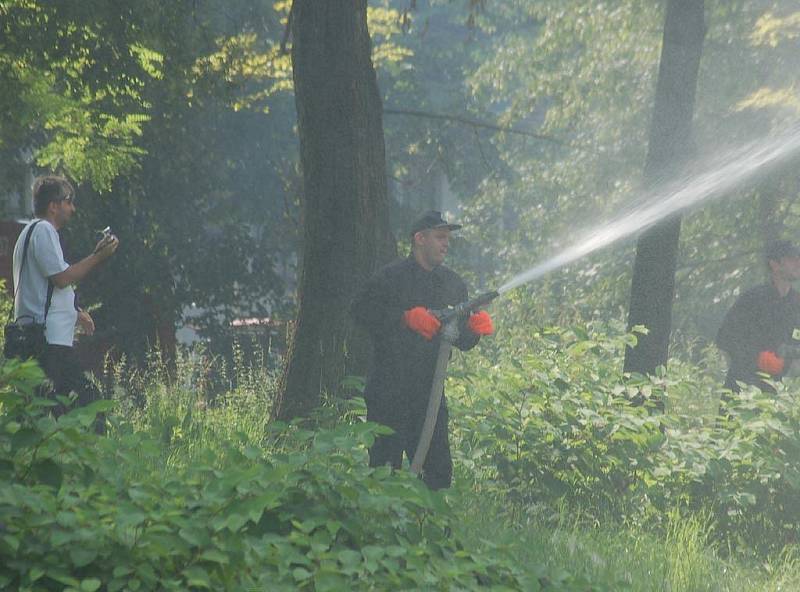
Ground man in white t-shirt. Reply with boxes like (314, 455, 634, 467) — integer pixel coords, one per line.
(12, 175, 119, 418)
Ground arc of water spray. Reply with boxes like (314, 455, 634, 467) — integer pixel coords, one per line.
(498, 125, 800, 294)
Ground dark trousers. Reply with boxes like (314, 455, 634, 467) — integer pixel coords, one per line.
(41, 345, 103, 430)
(366, 395, 453, 490)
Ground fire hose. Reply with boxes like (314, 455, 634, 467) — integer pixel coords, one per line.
(409, 290, 499, 476)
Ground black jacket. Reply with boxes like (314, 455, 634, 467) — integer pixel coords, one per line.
(352, 256, 479, 411)
(716, 283, 800, 390)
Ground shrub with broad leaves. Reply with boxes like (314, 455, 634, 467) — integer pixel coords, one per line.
(449, 323, 800, 555)
(0, 358, 597, 591)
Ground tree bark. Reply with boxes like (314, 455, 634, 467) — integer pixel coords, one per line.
(274, 0, 396, 421)
(623, 0, 705, 376)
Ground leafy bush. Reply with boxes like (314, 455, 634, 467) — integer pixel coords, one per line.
(449, 322, 800, 555)
(0, 358, 595, 591)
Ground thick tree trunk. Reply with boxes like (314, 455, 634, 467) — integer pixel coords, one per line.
(624, 0, 705, 376)
(274, 0, 396, 421)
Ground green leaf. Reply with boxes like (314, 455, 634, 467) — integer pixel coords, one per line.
(213, 510, 248, 533)
(112, 566, 133, 578)
(31, 458, 63, 489)
(11, 427, 40, 451)
(325, 520, 342, 537)
(0, 460, 14, 479)
(292, 567, 312, 581)
(70, 547, 98, 568)
(2, 534, 20, 553)
(240, 491, 282, 524)
(385, 545, 406, 557)
(5, 420, 21, 434)
(57, 511, 79, 528)
(116, 504, 147, 529)
(199, 549, 229, 565)
(50, 573, 81, 587)
(314, 570, 347, 592)
(81, 578, 102, 592)
(337, 549, 362, 569)
(179, 527, 210, 547)
(362, 545, 384, 561)
(243, 445, 262, 460)
(51, 529, 73, 547)
(183, 566, 212, 589)
(69, 400, 114, 427)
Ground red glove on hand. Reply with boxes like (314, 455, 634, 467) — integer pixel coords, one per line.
(757, 350, 785, 376)
(403, 307, 441, 340)
(468, 310, 494, 336)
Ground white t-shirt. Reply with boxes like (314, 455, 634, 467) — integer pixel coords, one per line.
(12, 220, 78, 346)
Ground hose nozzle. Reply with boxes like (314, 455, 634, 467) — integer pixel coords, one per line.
(432, 290, 500, 324)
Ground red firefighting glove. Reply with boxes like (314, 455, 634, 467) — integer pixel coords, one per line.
(403, 307, 441, 341)
(757, 350, 785, 376)
(468, 310, 494, 335)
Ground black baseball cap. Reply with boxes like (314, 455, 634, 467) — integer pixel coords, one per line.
(410, 210, 462, 236)
(765, 239, 800, 262)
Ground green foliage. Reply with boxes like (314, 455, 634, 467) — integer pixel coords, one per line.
(449, 317, 800, 556)
(729, 6, 800, 115)
(0, 356, 586, 591)
(0, 0, 161, 189)
(5, 333, 800, 588)
(106, 341, 277, 467)
(368, 4, 415, 73)
(454, 495, 800, 591)
(4, 0, 800, 584)
(2, 0, 303, 358)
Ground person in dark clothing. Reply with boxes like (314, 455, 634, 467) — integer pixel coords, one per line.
(716, 239, 800, 393)
(352, 211, 493, 489)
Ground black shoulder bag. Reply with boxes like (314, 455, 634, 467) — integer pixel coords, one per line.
(3, 221, 54, 360)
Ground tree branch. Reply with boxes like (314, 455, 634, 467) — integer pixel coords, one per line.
(472, 126, 497, 177)
(280, 1, 295, 55)
(383, 107, 562, 144)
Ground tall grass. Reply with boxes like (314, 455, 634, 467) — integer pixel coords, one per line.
(450, 493, 800, 591)
(103, 340, 277, 468)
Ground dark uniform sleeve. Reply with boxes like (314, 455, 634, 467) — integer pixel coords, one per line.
(452, 278, 480, 352)
(716, 292, 761, 375)
(351, 267, 406, 339)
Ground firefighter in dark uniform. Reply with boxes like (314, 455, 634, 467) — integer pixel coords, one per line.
(352, 211, 493, 489)
(716, 239, 800, 393)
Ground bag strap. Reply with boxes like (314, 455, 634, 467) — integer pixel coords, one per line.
(10, 220, 54, 323)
